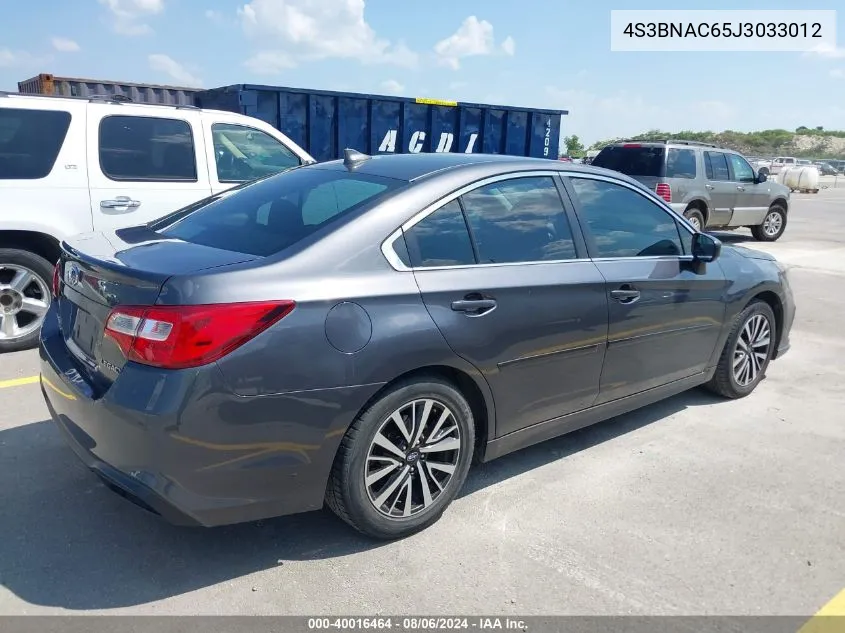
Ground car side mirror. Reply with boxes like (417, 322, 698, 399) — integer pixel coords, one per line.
(756, 171, 768, 183)
(692, 232, 721, 262)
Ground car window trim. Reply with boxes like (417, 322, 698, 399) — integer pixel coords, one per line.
(98, 113, 199, 183)
(380, 170, 591, 272)
(559, 172, 696, 262)
(211, 121, 302, 184)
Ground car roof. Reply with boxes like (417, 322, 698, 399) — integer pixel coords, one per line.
(306, 152, 630, 183)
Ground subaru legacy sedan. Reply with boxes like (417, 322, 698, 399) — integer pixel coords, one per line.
(40, 151, 795, 539)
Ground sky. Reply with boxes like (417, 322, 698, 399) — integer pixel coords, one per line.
(1, 0, 845, 145)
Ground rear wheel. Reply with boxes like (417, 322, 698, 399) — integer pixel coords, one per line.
(0, 249, 53, 353)
(683, 207, 705, 231)
(326, 377, 475, 539)
(751, 204, 787, 242)
(706, 301, 776, 399)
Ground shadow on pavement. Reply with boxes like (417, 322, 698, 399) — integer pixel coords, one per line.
(0, 388, 724, 611)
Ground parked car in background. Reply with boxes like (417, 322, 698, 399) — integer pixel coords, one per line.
(766, 156, 798, 176)
(591, 140, 790, 241)
(0, 92, 316, 352)
(814, 161, 839, 176)
(40, 151, 795, 539)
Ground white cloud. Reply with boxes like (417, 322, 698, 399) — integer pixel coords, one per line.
(205, 9, 226, 24)
(830, 69, 845, 79)
(0, 48, 49, 68)
(238, 0, 419, 70)
(500, 36, 515, 56)
(804, 43, 845, 58)
(243, 51, 296, 74)
(380, 79, 404, 95)
(434, 16, 515, 70)
(99, 0, 164, 35)
(148, 54, 203, 87)
(51, 37, 80, 52)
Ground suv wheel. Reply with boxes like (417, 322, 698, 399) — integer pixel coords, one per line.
(0, 249, 53, 353)
(683, 208, 705, 231)
(751, 204, 787, 242)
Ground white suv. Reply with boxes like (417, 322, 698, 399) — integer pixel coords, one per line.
(0, 92, 315, 351)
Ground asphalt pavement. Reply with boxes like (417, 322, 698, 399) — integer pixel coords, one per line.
(0, 192, 843, 616)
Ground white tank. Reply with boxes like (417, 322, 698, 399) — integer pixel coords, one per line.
(782, 165, 820, 192)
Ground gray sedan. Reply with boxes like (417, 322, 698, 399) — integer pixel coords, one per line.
(40, 151, 795, 539)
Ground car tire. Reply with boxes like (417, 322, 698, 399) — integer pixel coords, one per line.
(325, 376, 475, 539)
(706, 300, 776, 400)
(751, 204, 787, 242)
(0, 248, 54, 353)
(683, 207, 705, 231)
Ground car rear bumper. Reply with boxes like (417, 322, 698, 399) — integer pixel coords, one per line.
(39, 308, 384, 527)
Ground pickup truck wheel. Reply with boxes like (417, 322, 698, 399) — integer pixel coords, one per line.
(0, 249, 53, 353)
(751, 204, 787, 242)
(683, 208, 705, 231)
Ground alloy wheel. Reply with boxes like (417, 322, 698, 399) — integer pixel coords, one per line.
(732, 314, 771, 387)
(0, 264, 50, 342)
(762, 211, 783, 238)
(365, 398, 461, 518)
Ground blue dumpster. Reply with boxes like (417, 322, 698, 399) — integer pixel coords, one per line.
(195, 84, 567, 162)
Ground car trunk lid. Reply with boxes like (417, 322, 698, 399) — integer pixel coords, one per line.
(56, 229, 259, 386)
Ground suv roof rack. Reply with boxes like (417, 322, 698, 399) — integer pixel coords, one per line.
(618, 138, 721, 149)
(0, 90, 199, 110)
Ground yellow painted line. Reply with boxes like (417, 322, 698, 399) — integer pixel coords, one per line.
(40, 375, 76, 401)
(798, 587, 845, 633)
(0, 375, 40, 389)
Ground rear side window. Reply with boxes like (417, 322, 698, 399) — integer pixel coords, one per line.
(155, 168, 401, 257)
(666, 148, 697, 179)
(460, 176, 577, 263)
(403, 200, 476, 267)
(0, 108, 71, 180)
(592, 145, 665, 177)
(99, 115, 197, 182)
(704, 151, 731, 181)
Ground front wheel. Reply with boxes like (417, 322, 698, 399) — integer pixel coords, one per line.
(0, 249, 54, 353)
(325, 377, 475, 539)
(751, 205, 787, 242)
(706, 301, 776, 399)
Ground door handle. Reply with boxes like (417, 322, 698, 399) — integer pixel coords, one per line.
(450, 298, 497, 316)
(705, 184, 715, 190)
(100, 196, 141, 211)
(610, 285, 641, 304)
(736, 185, 745, 191)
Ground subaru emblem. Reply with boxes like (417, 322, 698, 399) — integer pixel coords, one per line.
(65, 263, 82, 287)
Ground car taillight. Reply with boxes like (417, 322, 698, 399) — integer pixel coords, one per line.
(655, 183, 672, 203)
(622, 143, 642, 148)
(104, 300, 295, 369)
(52, 262, 61, 298)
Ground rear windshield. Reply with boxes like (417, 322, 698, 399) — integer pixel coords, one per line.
(155, 168, 403, 256)
(593, 145, 666, 177)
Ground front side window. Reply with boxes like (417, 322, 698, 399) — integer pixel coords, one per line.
(99, 115, 197, 181)
(728, 154, 755, 183)
(459, 176, 578, 263)
(403, 200, 476, 268)
(0, 108, 71, 180)
(568, 177, 684, 258)
(704, 151, 731, 181)
(211, 123, 300, 183)
(155, 169, 401, 257)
